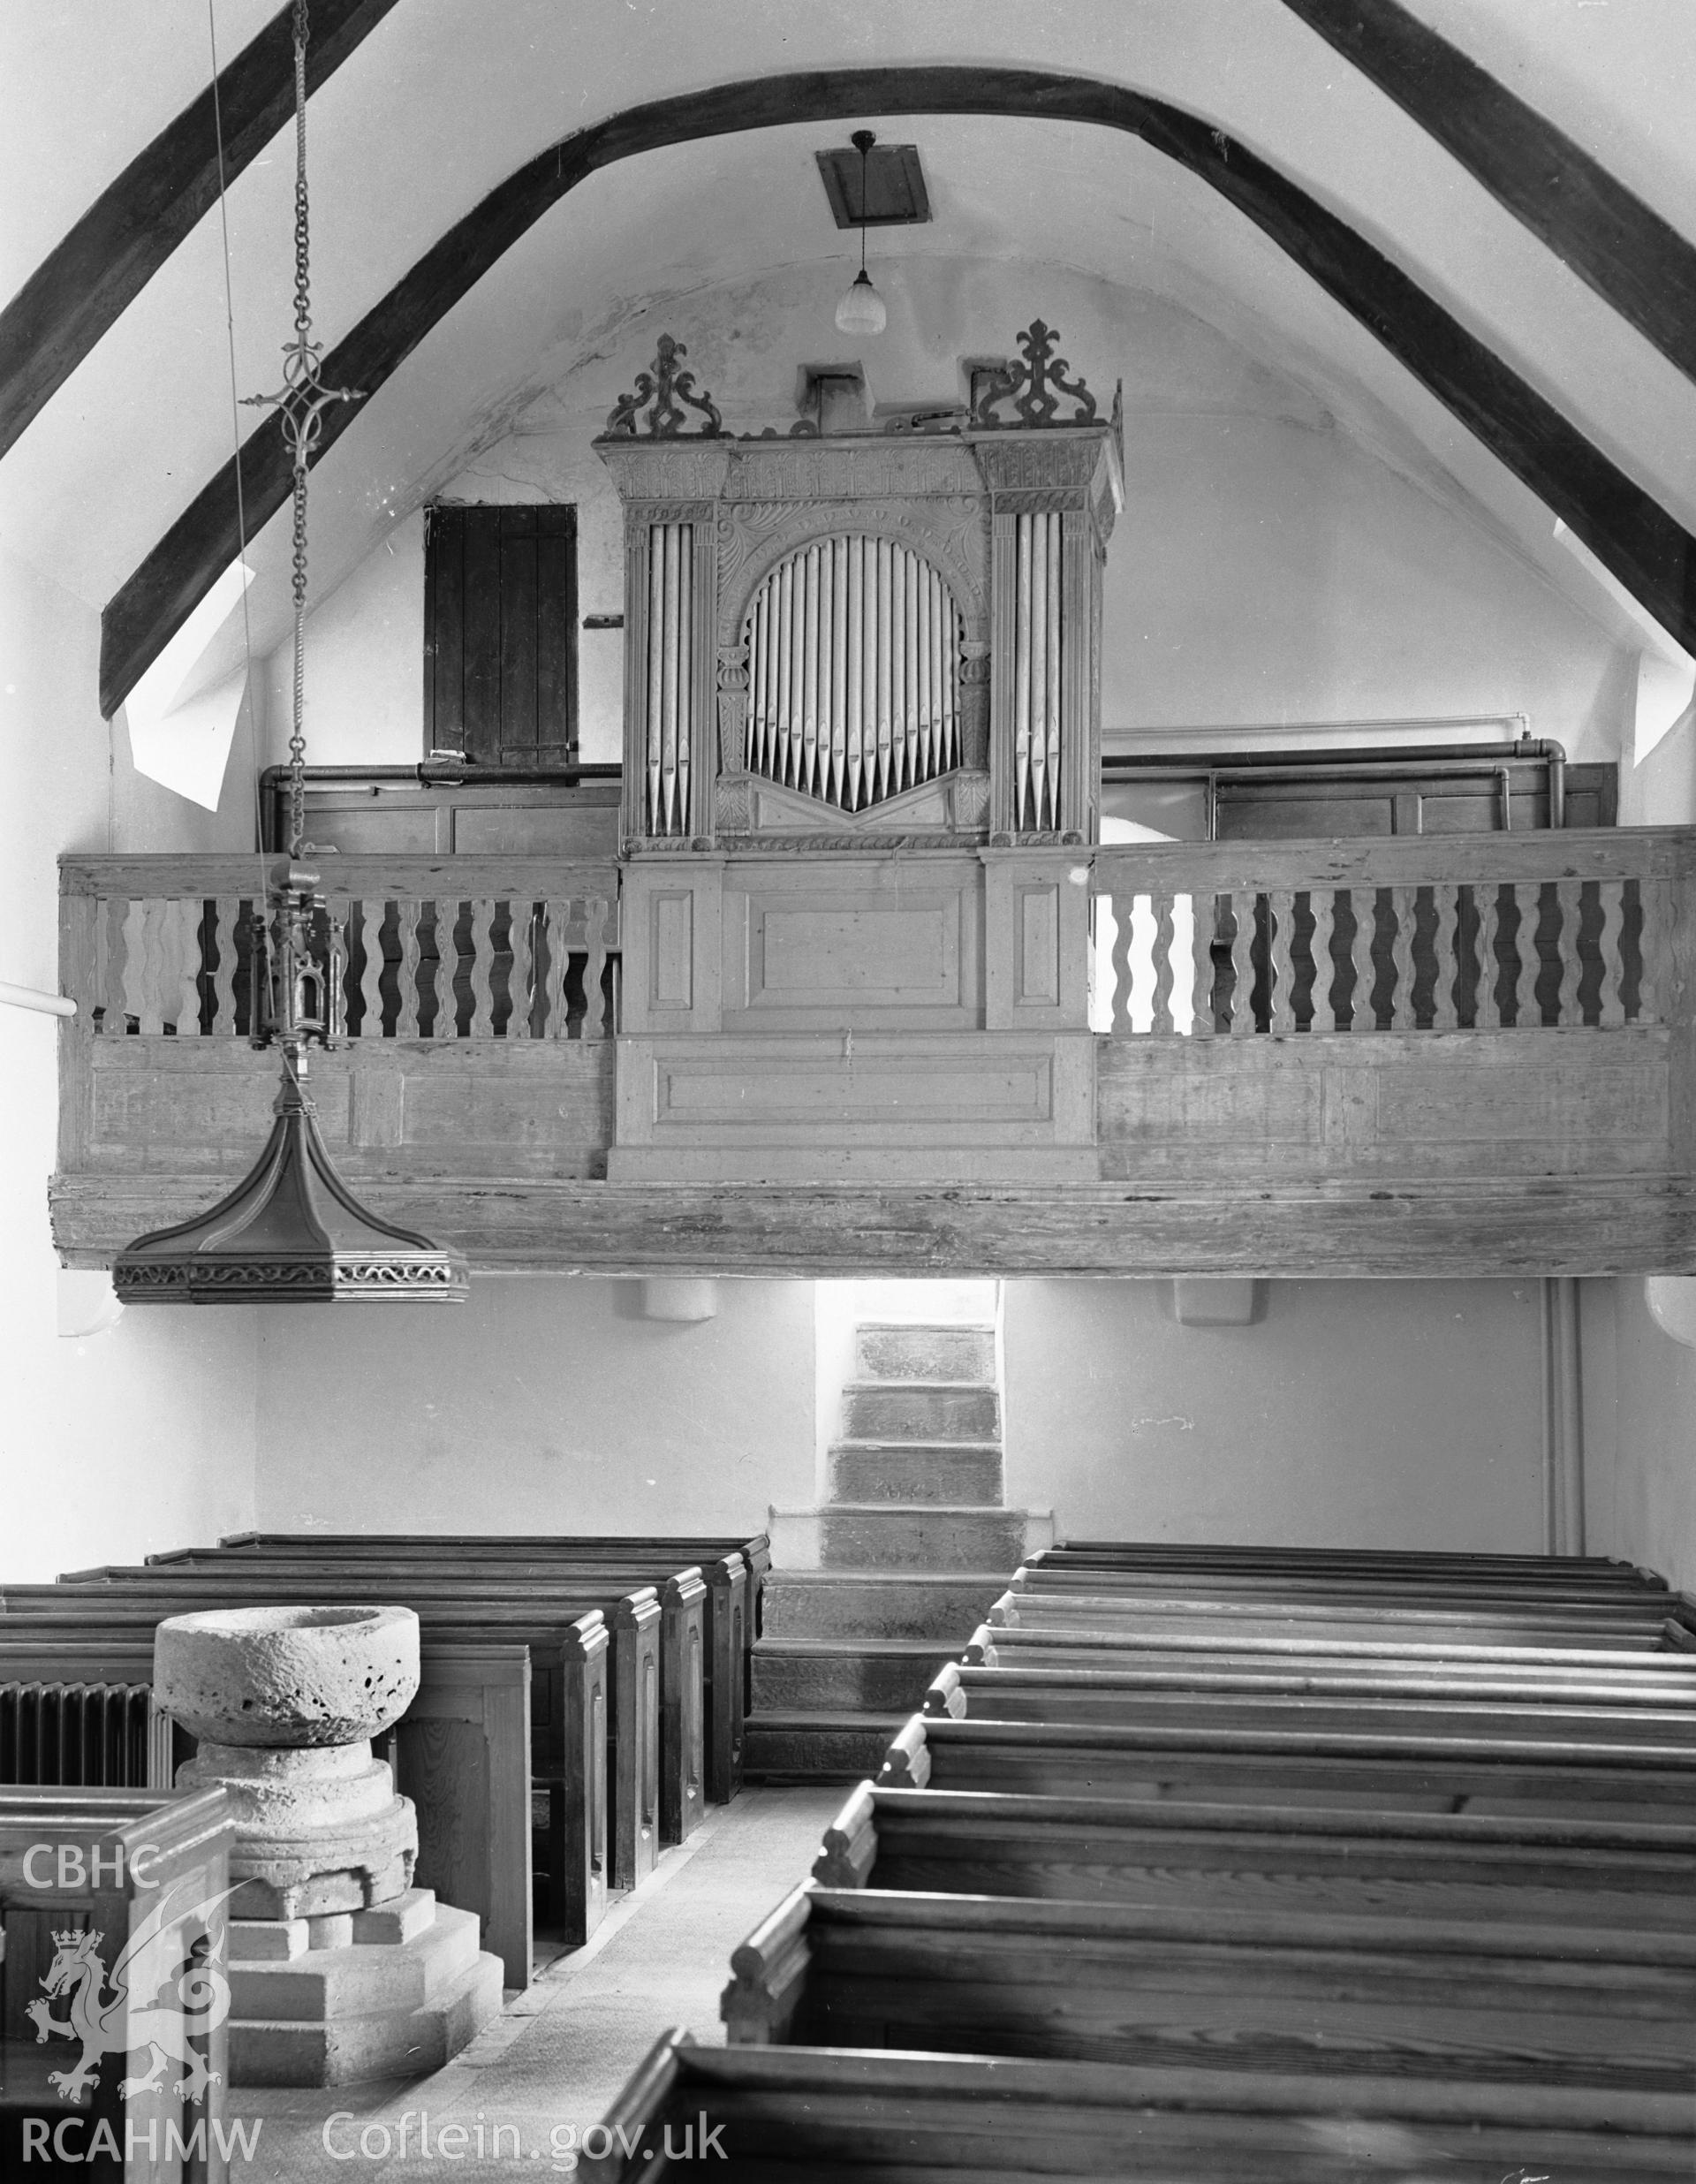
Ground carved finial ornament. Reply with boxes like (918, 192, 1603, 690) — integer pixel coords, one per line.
(971, 320, 1101, 429)
(604, 335, 725, 439)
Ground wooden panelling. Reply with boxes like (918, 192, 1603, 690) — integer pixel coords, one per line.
(610, 1032, 1098, 1182)
(49, 1170, 1696, 1277)
(80, 1039, 613, 1181)
(721, 858, 983, 1031)
(1098, 1029, 1672, 1180)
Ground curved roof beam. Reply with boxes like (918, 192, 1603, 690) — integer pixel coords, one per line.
(1281, 0, 1696, 387)
(98, 64, 1696, 719)
(0, 0, 400, 463)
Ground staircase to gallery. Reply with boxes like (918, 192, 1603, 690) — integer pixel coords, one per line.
(745, 1316, 1052, 1781)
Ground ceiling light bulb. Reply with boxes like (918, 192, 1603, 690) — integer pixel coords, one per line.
(835, 269, 888, 337)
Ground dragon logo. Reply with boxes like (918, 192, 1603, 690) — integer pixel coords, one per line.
(26, 1878, 238, 2105)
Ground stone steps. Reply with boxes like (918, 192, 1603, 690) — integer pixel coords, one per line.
(747, 1316, 1015, 1780)
(855, 1323, 996, 1382)
(828, 1439, 1004, 1505)
(750, 1638, 954, 1713)
(820, 1503, 1039, 1570)
(841, 1380, 1000, 1442)
(741, 1710, 905, 1784)
(762, 1571, 1011, 1640)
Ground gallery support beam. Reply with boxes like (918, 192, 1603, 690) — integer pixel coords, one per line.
(1280, 0, 1696, 391)
(97, 64, 1696, 721)
(0, 0, 400, 464)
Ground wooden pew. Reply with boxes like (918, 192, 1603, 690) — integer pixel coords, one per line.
(989, 1585, 1685, 1650)
(920, 1657, 1696, 1747)
(583, 2029, 1695, 2180)
(965, 1616, 1696, 1693)
(13, 1566, 676, 1874)
(813, 1780, 1696, 1931)
(1034, 1542, 1655, 1581)
(876, 1710, 1696, 1820)
(112, 1548, 715, 1832)
(720, 1880, 1696, 2094)
(201, 1528, 771, 1801)
(0, 1604, 602, 1968)
(2, 1786, 235, 2184)
(987, 1592, 1696, 1666)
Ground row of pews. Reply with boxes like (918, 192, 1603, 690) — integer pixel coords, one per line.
(0, 1531, 768, 1990)
(592, 1542, 1696, 2180)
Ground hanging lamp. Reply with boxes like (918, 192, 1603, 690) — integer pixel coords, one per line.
(834, 131, 889, 337)
(113, 1, 467, 1307)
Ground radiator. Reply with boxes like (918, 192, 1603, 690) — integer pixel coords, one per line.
(0, 1680, 169, 1789)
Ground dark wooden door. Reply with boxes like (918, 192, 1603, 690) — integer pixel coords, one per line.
(425, 504, 578, 764)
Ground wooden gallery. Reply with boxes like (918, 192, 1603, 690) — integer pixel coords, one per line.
(3, 6, 1694, 2179)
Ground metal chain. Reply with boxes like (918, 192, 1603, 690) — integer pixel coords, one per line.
(242, 0, 362, 863)
(287, 1, 312, 861)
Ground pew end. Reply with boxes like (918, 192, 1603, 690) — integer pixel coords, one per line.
(875, 1716, 931, 1789)
(721, 1883, 814, 2045)
(579, 2027, 691, 2182)
(920, 1661, 966, 1718)
(811, 1781, 878, 1889)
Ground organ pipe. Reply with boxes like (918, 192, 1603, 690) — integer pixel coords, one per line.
(742, 536, 962, 812)
(1011, 512, 1064, 831)
(645, 521, 693, 835)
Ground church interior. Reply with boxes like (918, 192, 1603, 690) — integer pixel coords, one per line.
(4, 2, 1696, 2177)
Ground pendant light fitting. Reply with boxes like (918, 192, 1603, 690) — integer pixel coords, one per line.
(834, 130, 889, 337)
(113, 1, 467, 1307)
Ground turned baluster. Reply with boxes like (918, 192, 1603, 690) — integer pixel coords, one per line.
(1597, 878, 1628, 1028)
(1151, 891, 1178, 1035)
(1266, 889, 1297, 1035)
(1638, 876, 1668, 1025)
(582, 897, 612, 1043)
(209, 897, 242, 1035)
(357, 898, 388, 1038)
(1386, 885, 1415, 1031)
(1511, 883, 1541, 1028)
(1555, 877, 1585, 1027)
(1109, 892, 1136, 1038)
(1345, 887, 1374, 1031)
(1190, 891, 1216, 1037)
(538, 899, 570, 1039)
(465, 899, 497, 1036)
(1306, 889, 1335, 1032)
(1431, 880, 1461, 1031)
(395, 901, 423, 1038)
(128, 898, 167, 1034)
(1226, 892, 1255, 1035)
(1479, 883, 1507, 1030)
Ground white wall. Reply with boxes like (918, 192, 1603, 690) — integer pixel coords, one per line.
(1598, 1281, 1696, 1594)
(0, 549, 258, 1580)
(1003, 1278, 1547, 1550)
(249, 1270, 1552, 1558)
(253, 1276, 815, 1536)
(277, 260, 1629, 773)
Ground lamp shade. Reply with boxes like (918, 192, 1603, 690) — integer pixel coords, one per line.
(834, 269, 888, 337)
(112, 1058, 469, 1304)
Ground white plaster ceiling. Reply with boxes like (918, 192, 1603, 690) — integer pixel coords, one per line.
(4, 0, 1693, 685)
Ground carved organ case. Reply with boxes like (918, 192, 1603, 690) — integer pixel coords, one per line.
(595, 328, 1124, 1184)
(596, 327, 1122, 851)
